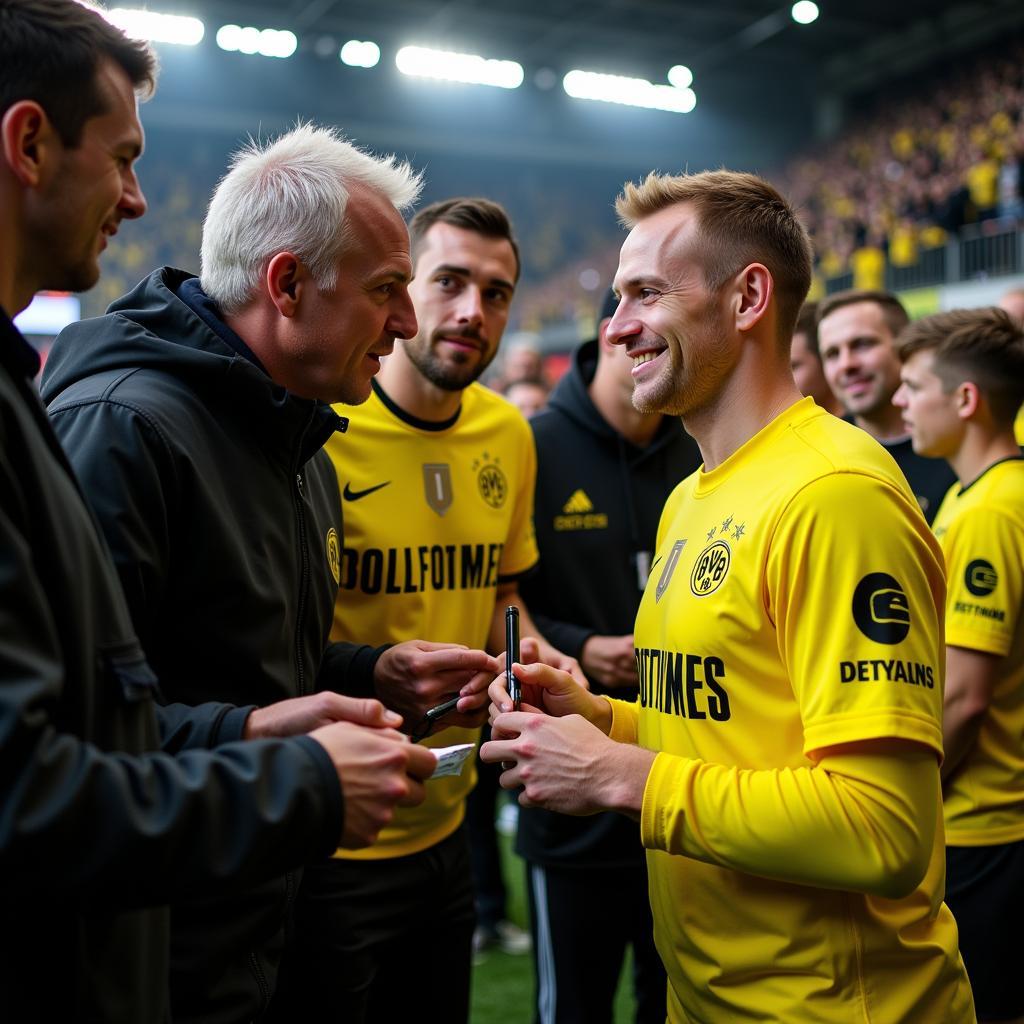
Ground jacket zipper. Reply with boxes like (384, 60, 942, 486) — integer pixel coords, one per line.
(293, 461, 310, 696)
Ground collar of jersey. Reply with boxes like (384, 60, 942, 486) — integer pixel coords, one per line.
(693, 395, 813, 497)
(956, 453, 1024, 497)
(372, 377, 462, 432)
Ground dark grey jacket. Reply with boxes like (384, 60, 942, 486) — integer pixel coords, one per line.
(0, 307, 342, 1023)
(41, 268, 378, 1023)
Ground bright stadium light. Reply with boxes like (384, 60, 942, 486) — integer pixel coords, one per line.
(667, 64, 693, 89)
(106, 8, 204, 46)
(395, 45, 524, 89)
(791, 1, 819, 25)
(563, 70, 696, 114)
(216, 24, 298, 58)
(340, 40, 381, 68)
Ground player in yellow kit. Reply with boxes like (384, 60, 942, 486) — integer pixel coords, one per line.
(895, 307, 1024, 1023)
(482, 170, 974, 1022)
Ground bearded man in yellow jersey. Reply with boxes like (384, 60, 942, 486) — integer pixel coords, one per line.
(894, 307, 1024, 1024)
(271, 198, 561, 1024)
(482, 170, 975, 1023)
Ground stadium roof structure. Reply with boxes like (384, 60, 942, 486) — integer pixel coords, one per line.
(178, 0, 1024, 90)
(136, 0, 1024, 176)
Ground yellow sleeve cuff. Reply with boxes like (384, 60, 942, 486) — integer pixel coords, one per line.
(605, 696, 639, 744)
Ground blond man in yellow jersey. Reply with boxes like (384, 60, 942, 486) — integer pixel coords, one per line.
(273, 198, 560, 1024)
(895, 307, 1024, 1024)
(483, 170, 974, 1023)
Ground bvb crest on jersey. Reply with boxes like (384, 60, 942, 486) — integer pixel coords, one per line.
(423, 463, 453, 516)
(690, 540, 731, 597)
(325, 527, 340, 585)
(473, 453, 508, 509)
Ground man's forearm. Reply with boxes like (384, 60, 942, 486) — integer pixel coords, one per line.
(641, 744, 939, 899)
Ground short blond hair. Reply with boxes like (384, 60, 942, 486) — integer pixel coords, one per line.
(616, 170, 813, 340)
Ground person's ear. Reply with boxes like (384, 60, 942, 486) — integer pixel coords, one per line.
(956, 380, 981, 421)
(1, 100, 54, 188)
(732, 263, 773, 333)
(264, 252, 306, 318)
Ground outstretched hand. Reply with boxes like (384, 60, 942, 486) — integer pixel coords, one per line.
(374, 640, 502, 735)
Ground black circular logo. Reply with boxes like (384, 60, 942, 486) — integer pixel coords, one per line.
(965, 559, 998, 597)
(852, 573, 911, 645)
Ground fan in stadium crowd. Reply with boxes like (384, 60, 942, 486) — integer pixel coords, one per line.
(41, 123, 488, 1023)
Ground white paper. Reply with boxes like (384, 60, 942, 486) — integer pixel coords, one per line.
(429, 743, 476, 778)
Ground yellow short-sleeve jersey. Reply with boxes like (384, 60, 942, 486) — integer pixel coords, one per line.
(634, 398, 970, 1023)
(933, 457, 1024, 845)
(326, 381, 538, 859)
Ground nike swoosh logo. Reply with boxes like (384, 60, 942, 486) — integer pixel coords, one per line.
(343, 481, 391, 502)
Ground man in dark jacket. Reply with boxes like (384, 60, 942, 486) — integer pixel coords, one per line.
(41, 125, 498, 1023)
(0, 5, 437, 1022)
(517, 288, 701, 1024)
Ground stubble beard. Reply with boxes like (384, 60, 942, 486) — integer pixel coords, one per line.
(404, 331, 495, 392)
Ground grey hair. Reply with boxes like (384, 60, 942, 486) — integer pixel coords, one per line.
(200, 122, 423, 313)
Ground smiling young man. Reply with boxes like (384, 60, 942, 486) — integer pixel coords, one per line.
(817, 289, 955, 522)
(275, 198, 554, 1024)
(482, 170, 974, 1023)
(894, 307, 1024, 1024)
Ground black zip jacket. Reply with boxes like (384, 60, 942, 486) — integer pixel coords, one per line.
(517, 340, 701, 869)
(41, 268, 379, 1023)
(0, 308, 343, 1023)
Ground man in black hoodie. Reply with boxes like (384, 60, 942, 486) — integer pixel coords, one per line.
(40, 124, 494, 1023)
(516, 288, 700, 1024)
(0, 4, 437, 1022)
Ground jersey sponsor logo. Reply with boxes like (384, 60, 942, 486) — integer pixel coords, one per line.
(326, 527, 340, 585)
(636, 647, 730, 721)
(953, 600, 1006, 622)
(342, 480, 390, 502)
(423, 463, 453, 516)
(852, 572, 911, 644)
(965, 558, 998, 597)
(839, 659, 934, 688)
(690, 540, 730, 597)
(655, 540, 687, 603)
(338, 542, 505, 594)
(553, 488, 608, 531)
(474, 454, 508, 510)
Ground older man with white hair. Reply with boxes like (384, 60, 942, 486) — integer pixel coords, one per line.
(41, 124, 495, 1024)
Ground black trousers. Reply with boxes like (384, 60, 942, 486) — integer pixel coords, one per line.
(268, 826, 475, 1024)
(526, 861, 667, 1024)
(945, 839, 1024, 1022)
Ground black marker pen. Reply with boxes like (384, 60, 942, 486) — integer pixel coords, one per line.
(505, 605, 521, 710)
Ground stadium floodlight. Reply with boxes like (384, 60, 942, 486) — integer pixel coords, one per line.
(340, 40, 381, 68)
(105, 8, 204, 46)
(216, 24, 298, 58)
(791, 1, 819, 24)
(563, 70, 696, 114)
(395, 45, 524, 89)
(667, 64, 693, 89)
